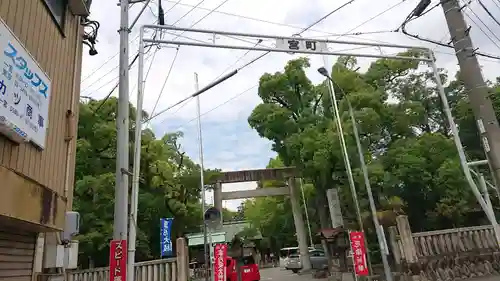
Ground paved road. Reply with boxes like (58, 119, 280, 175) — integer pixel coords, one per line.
(260, 267, 312, 281)
(259, 267, 499, 281)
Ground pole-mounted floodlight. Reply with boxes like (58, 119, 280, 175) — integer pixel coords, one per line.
(317, 67, 329, 77)
(317, 66, 393, 281)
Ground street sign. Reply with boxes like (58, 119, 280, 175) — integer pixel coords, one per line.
(109, 240, 127, 281)
(275, 38, 328, 53)
(213, 243, 228, 281)
(349, 231, 369, 276)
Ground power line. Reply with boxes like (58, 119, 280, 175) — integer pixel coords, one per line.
(151, 1, 405, 127)
(146, 0, 360, 123)
(477, 0, 500, 27)
(462, 5, 500, 51)
(91, 49, 157, 113)
(171, 85, 257, 131)
(149, 47, 181, 119)
(92, 0, 229, 112)
(298, 0, 356, 33)
(400, 0, 500, 60)
(81, 52, 140, 95)
(81, 0, 198, 85)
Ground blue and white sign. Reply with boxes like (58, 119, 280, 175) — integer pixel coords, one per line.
(0, 19, 51, 149)
(160, 218, 174, 257)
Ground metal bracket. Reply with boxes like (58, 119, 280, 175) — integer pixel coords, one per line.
(121, 168, 133, 176)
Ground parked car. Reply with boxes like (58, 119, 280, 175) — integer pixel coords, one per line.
(285, 250, 328, 273)
(226, 255, 261, 281)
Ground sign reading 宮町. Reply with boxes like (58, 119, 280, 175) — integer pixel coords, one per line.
(349, 231, 369, 276)
(109, 240, 127, 281)
(0, 18, 51, 149)
(214, 243, 228, 281)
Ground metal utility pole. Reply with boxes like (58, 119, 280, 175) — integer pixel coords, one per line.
(194, 73, 210, 281)
(319, 58, 373, 276)
(114, 0, 130, 242)
(320, 68, 393, 281)
(441, 0, 500, 190)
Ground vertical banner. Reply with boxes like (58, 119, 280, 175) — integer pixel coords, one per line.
(160, 218, 174, 257)
(213, 243, 228, 281)
(349, 231, 369, 276)
(109, 240, 127, 281)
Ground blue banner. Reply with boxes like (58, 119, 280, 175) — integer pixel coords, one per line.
(160, 218, 174, 257)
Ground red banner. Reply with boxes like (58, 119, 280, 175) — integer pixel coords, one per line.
(349, 231, 369, 276)
(214, 243, 228, 281)
(109, 240, 127, 281)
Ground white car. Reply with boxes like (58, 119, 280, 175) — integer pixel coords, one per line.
(285, 250, 328, 273)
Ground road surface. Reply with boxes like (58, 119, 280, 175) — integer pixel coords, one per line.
(259, 267, 500, 281)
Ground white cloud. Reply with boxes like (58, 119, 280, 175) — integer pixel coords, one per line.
(82, 0, 500, 210)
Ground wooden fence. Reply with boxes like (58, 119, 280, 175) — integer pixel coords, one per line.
(388, 216, 500, 281)
(66, 238, 189, 281)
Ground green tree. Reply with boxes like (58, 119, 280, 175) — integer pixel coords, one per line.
(248, 53, 493, 241)
(243, 156, 319, 254)
(74, 98, 219, 267)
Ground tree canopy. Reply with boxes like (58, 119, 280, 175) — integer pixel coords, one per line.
(74, 50, 500, 267)
(246, 52, 500, 241)
(74, 98, 221, 267)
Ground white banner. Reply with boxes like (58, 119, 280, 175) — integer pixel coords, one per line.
(0, 19, 51, 149)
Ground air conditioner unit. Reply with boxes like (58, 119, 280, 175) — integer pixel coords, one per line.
(43, 244, 64, 269)
(68, 0, 90, 16)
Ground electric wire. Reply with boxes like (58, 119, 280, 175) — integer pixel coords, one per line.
(82, 0, 198, 85)
(92, 0, 229, 110)
(149, 47, 181, 120)
(477, 0, 500, 27)
(81, 52, 140, 94)
(148, 0, 361, 122)
(491, 0, 500, 11)
(150, 1, 403, 127)
(400, 0, 500, 60)
(92, 48, 157, 113)
(462, 5, 500, 51)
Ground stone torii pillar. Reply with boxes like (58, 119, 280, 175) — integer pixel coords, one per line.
(214, 182, 223, 221)
(288, 177, 312, 271)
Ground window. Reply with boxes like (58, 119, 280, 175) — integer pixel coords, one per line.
(43, 0, 67, 28)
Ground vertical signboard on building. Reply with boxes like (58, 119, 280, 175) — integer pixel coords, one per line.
(109, 240, 127, 281)
(160, 218, 174, 257)
(0, 19, 51, 148)
(214, 243, 228, 281)
(326, 188, 344, 228)
(349, 231, 369, 276)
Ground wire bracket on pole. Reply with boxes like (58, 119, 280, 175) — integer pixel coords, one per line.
(121, 168, 133, 177)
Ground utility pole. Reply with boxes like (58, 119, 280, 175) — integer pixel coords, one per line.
(114, 0, 130, 244)
(194, 73, 210, 281)
(441, 0, 500, 191)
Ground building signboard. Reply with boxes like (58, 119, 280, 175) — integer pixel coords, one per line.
(0, 19, 51, 149)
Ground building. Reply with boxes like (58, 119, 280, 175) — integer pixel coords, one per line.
(0, 0, 90, 280)
(186, 221, 263, 264)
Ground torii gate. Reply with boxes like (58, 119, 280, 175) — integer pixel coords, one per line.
(209, 167, 312, 270)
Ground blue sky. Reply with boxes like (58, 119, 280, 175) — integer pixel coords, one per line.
(81, 0, 500, 209)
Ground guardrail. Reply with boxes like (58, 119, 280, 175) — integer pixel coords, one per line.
(67, 258, 177, 281)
